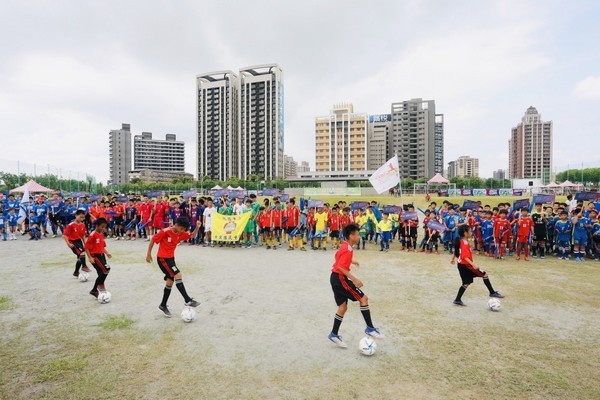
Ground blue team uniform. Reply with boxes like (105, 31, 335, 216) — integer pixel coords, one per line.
(572, 217, 590, 247)
(554, 220, 572, 258)
(7, 213, 18, 227)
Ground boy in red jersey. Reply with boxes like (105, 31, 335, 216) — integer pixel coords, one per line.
(451, 225, 504, 306)
(328, 223, 385, 348)
(284, 199, 304, 251)
(140, 197, 153, 240)
(515, 207, 534, 261)
(63, 210, 91, 277)
(84, 218, 112, 298)
(328, 207, 342, 249)
(493, 209, 511, 259)
(271, 200, 283, 247)
(146, 217, 201, 317)
(258, 207, 274, 249)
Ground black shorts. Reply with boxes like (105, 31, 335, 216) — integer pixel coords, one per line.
(69, 239, 85, 257)
(158, 257, 180, 280)
(409, 227, 418, 238)
(329, 230, 339, 239)
(286, 227, 296, 235)
(261, 227, 271, 233)
(114, 216, 123, 225)
(90, 253, 110, 274)
(532, 231, 547, 242)
(458, 263, 485, 285)
(330, 272, 364, 306)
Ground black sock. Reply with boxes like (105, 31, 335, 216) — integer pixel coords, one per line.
(92, 276, 102, 292)
(332, 314, 343, 335)
(360, 305, 374, 328)
(161, 285, 172, 307)
(483, 278, 495, 294)
(175, 279, 191, 303)
(98, 273, 108, 291)
(455, 285, 466, 301)
(74, 260, 81, 274)
(539, 246, 545, 257)
(532, 245, 537, 256)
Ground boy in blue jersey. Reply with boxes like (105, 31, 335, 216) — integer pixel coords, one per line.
(554, 210, 572, 260)
(571, 209, 592, 262)
(443, 206, 458, 252)
(33, 198, 49, 237)
(0, 204, 6, 241)
(545, 206, 557, 256)
(7, 208, 18, 240)
(48, 194, 65, 237)
(591, 212, 600, 261)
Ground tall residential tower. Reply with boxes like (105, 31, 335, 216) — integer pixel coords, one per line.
(109, 123, 132, 185)
(133, 132, 185, 172)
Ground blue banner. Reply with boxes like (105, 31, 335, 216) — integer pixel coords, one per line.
(461, 189, 473, 196)
(575, 192, 600, 201)
(212, 189, 229, 198)
(513, 198, 530, 210)
(262, 188, 280, 197)
(146, 190, 162, 198)
(183, 190, 197, 199)
(229, 190, 247, 199)
(116, 195, 128, 202)
(89, 194, 102, 202)
(532, 194, 555, 204)
(512, 189, 524, 196)
(427, 219, 446, 233)
(70, 191, 87, 198)
(401, 211, 418, 221)
(383, 205, 402, 214)
(308, 200, 324, 208)
(280, 194, 290, 202)
(462, 200, 481, 210)
(351, 201, 369, 211)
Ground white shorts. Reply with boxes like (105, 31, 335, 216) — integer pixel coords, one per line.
(204, 222, 212, 232)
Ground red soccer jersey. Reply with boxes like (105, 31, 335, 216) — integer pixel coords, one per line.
(113, 204, 124, 217)
(517, 217, 534, 237)
(84, 231, 106, 254)
(141, 203, 152, 220)
(64, 222, 86, 242)
(329, 214, 341, 231)
(306, 212, 315, 227)
(494, 219, 511, 239)
(152, 228, 192, 258)
(284, 207, 300, 228)
(457, 238, 473, 264)
(270, 209, 283, 227)
(340, 214, 353, 228)
(331, 241, 354, 273)
(258, 212, 271, 228)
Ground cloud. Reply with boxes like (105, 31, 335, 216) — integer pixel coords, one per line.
(571, 76, 600, 100)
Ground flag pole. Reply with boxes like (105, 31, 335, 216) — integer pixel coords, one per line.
(395, 151, 403, 206)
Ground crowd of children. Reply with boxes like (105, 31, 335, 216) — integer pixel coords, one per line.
(2, 191, 599, 262)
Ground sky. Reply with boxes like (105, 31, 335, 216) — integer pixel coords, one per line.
(0, 0, 599, 183)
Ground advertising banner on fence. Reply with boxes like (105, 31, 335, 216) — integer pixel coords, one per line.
(500, 189, 513, 196)
(512, 189, 524, 196)
(304, 188, 362, 196)
(211, 212, 251, 242)
(228, 190, 247, 199)
(461, 189, 473, 196)
(146, 190, 162, 198)
(486, 189, 499, 196)
(473, 189, 486, 196)
(448, 189, 460, 196)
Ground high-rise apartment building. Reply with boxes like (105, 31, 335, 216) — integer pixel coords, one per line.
(133, 132, 185, 172)
(284, 155, 298, 178)
(367, 114, 391, 169)
(297, 161, 310, 173)
(196, 70, 239, 180)
(447, 156, 479, 178)
(315, 104, 367, 172)
(508, 106, 552, 183)
(389, 98, 443, 179)
(239, 64, 284, 180)
(493, 169, 506, 181)
(109, 123, 132, 185)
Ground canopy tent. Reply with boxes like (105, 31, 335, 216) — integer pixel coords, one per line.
(414, 173, 455, 196)
(559, 180, 577, 187)
(545, 181, 560, 188)
(210, 185, 223, 190)
(226, 185, 235, 190)
(427, 173, 450, 184)
(235, 186, 245, 190)
(9, 179, 54, 193)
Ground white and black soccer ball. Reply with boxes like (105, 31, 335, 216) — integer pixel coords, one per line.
(488, 298, 502, 311)
(359, 336, 377, 356)
(78, 271, 89, 282)
(98, 291, 112, 304)
(181, 307, 196, 323)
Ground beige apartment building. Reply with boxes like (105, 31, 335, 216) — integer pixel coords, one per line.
(447, 156, 479, 178)
(508, 106, 552, 183)
(315, 104, 367, 172)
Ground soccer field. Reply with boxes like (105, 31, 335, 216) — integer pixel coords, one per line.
(0, 236, 598, 399)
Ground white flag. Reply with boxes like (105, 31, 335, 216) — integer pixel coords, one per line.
(369, 156, 400, 194)
(18, 187, 29, 224)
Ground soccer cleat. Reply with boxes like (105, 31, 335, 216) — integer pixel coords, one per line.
(52, 234, 57, 238)
(89, 290, 99, 298)
(328, 332, 348, 348)
(540, 256, 545, 259)
(287, 247, 294, 251)
(82, 266, 91, 272)
(453, 300, 466, 306)
(516, 256, 521, 261)
(266, 245, 271, 250)
(365, 326, 385, 339)
(490, 291, 505, 298)
(380, 248, 384, 252)
(524, 257, 529, 261)
(158, 305, 172, 317)
(300, 247, 307, 251)
(73, 272, 79, 278)
(185, 298, 200, 307)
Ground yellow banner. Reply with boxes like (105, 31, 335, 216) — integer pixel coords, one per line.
(211, 212, 251, 242)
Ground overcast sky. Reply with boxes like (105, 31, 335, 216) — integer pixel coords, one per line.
(1, 0, 599, 183)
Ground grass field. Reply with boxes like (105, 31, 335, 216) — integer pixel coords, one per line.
(1, 206, 597, 400)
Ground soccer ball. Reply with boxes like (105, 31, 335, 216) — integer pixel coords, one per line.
(488, 298, 502, 311)
(181, 307, 196, 323)
(78, 271, 89, 282)
(98, 291, 112, 304)
(359, 336, 377, 356)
